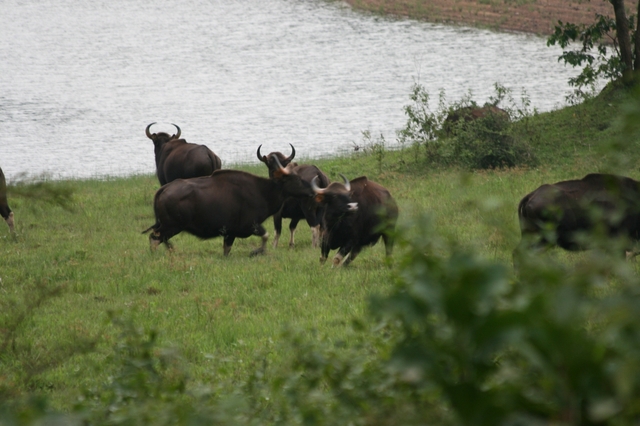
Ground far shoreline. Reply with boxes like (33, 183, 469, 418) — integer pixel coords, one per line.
(342, 0, 634, 36)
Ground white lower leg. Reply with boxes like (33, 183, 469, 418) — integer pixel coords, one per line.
(311, 225, 320, 248)
(6, 212, 14, 234)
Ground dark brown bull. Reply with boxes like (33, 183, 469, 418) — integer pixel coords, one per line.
(312, 175, 398, 266)
(257, 144, 329, 247)
(0, 166, 15, 235)
(256, 143, 296, 172)
(142, 157, 314, 256)
(516, 173, 640, 254)
(146, 122, 222, 185)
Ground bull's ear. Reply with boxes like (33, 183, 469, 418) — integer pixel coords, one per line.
(315, 194, 324, 204)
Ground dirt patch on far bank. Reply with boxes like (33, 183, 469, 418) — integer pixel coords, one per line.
(344, 0, 635, 36)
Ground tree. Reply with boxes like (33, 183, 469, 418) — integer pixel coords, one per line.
(612, 0, 634, 81)
(548, 0, 640, 90)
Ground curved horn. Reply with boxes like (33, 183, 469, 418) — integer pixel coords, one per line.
(145, 122, 156, 139)
(272, 155, 290, 175)
(311, 176, 326, 194)
(256, 144, 267, 163)
(340, 174, 351, 192)
(285, 143, 296, 163)
(171, 123, 181, 139)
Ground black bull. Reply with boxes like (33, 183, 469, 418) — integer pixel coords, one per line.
(516, 173, 640, 254)
(257, 144, 329, 248)
(312, 175, 398, 266)
(142, 163, 314, 256)
(0, 166, 15, 235)
(146, 122, 222, 185)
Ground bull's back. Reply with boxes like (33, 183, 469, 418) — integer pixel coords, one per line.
(351, 178, 398, 244)
(154, 173, 272, 237)
(162, 143, 221, 183)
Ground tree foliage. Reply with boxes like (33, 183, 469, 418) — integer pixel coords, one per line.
(547, 1, 640, 92)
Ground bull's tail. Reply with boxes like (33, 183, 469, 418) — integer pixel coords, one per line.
(141, 223, 158, 234)
(142, 184, 165, 234)
(517, 192, 537, 234)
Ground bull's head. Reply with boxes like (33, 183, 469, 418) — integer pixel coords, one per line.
(257, 144, 296, 178)
(145, 122, 182, 147)
(311, 174, 358, 212)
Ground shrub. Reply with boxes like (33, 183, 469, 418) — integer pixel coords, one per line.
(397, 83, 537, 169)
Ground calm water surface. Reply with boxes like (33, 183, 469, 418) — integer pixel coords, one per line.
(0, 0, 579, 179)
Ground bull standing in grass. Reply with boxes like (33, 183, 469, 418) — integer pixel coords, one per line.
(312, 174, 398, 266)
(143, 157, 314, 257)
(0, 166, 15, 236)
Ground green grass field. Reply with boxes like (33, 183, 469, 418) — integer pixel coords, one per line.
(1, 82, 640, 419)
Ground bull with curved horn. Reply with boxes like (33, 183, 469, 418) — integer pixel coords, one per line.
(312, 173, 398, 266)
(256, 143, 296, 178)
(257, 144, 330, 248)
(145, 122, 222, 186)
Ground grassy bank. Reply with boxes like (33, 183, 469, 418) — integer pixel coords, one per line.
(1, 83, 639, 420)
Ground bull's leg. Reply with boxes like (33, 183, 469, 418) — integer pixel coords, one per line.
(149, 234, 161, 251)
(382, 233, 394, 257)
(223, 236, 235, 257)
(288, 218, 300, 247)
(149, 231, 173, 252)
(272, 213, 282, 248)
(320, 233, 331, 264)
(250, 225, 268, 257)
(311, 225, 321, 248)
(333, 244, 354, 267)
(5, 212, 15, 236)
(342, 246, 362, 266)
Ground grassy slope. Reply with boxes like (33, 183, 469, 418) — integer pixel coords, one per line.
(0, 83, 638, 408)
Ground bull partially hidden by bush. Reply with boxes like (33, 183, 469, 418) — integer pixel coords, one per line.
(448, 105, 535, 169)
(442, 103, 510, 136)
(397, 83, 537, 169)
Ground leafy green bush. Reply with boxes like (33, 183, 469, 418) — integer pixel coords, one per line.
(377, 214, 640, 425)
(397, 83, 537, 169)
(450, 111, 535, 169)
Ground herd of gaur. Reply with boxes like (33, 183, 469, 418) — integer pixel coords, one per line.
(142, 122, 398, 266)
(2, 118, 640, 264)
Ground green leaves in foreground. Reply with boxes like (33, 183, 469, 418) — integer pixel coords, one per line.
(378, 215, 640, 425)
(5, 214, 640, 425)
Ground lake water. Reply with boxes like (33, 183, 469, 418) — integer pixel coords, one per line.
(0, 0, 581, 180)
